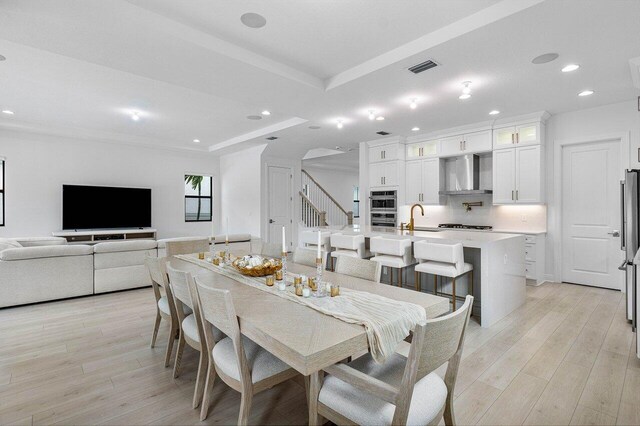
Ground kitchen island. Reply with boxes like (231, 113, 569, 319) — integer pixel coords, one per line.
(307, 224, 526, 327)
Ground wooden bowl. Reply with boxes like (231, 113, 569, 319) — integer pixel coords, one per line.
(231, 258, 282, 277)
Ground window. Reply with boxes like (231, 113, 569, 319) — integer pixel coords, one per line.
(0, 159, 4, 226)
(184, 174, 212, 222)
(353, 186, 359, 218)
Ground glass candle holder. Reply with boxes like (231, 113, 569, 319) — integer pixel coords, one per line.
(315, 257, 326, 297)
(330, 285, 340, 297)
(302, 287, 311, 298)
(281, 251, 288, 282)
(277, 281, 286, 291)
(212, 258, 220, 266)
(275, 269, 283, 281)
(198, 252, 205, 260)
(308, 277, 317, 291)
(295, 283, 303, 297)
(265, 275, 275, 287)
(294, 276, 302, 285)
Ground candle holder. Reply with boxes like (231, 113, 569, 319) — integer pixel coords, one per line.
(314, 257, 326, 297)
(281, 251, 288, 283)
(224, 241, 231, 265)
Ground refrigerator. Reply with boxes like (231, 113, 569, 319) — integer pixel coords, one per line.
(621, 170, 640, 358)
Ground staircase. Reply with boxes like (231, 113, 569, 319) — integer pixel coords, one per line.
(300, 169, 353, 227)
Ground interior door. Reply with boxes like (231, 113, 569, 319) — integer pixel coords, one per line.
(562, 140, 622, 289)
(492, 148, 516, 204)
(515, 145, 542, 203)
(267, 166, 292, 248)
(405, 161, 422, 204)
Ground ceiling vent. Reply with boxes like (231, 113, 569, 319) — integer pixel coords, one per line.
(408, 59, 438, 74)
(266, 136, 278, 140)
(376, 131, 390, 136)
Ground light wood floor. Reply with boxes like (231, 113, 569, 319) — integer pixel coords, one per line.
(0, 282, 639, 425)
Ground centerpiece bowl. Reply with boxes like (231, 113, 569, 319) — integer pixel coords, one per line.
(231, 255, 282, 277)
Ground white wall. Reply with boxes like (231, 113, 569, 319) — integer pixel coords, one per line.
(219, 144, 266, 237)
(0, 130, 219, 239)
(302, 166, 358, 214)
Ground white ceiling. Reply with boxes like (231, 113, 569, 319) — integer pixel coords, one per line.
(0, 0, 639, 156)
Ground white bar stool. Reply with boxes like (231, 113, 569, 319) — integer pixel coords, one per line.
(369, 236, 414, 287)
(300, 230, 332, 264)
(414, 241, 473, 311)
(329, 233, 367, 270)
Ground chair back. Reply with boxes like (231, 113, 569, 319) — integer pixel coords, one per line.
(166, 265, 195, 321)
(370, 236, 411, 256)
(259, 241, 283, 258)
(165, 238, 210, 257)
(145, 255, 175, 309)
(335, 256, 381, 283)
(414, 241, 463, 271)
(293, 247, 323, 267)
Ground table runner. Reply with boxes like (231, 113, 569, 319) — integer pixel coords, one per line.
(176, 254, 427, 363)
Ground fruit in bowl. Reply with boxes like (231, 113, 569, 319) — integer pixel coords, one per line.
(232, 255, 282, 277)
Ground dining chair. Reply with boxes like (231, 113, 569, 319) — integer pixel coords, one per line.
(195, 279, 298, 424)
(166, 265, 224, 409)
(309, 295, 473, 426)
(335, 256, 381, 283)
(165, 238, 210, 257)
(259, 241, 283, 258)
(145, 255, 179, 367)
(414, 241, 473, 311)
(292, 247, 326, 268)
(369, 236, 415, 287)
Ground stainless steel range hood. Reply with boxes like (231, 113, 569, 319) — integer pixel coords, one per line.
(439, 154, 493, 196)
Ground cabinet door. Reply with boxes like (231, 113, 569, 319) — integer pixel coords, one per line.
(492, 148, 516, 204)
(369, 146, 384, 163)
(405, 161, 422, 203)
(493, 126, 516, 150)
(369, 163, 384, 187)
(515, 145, 542, 203)
(422, 158, 443, 205)
(515, 123, 540, 146)
(384, 162, 399, 186)
(382, 144, 398, 161)
(462, 130, 492, 154)
(406, 143, 422, 159)
(439, 135, 463, 157)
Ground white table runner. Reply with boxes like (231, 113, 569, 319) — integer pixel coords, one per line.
(176, 254, 427, 363)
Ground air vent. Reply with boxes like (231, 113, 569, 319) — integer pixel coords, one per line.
(376, 131, 390, 136)
(266, 136, 278, 140)
(408, 59, 438, 74)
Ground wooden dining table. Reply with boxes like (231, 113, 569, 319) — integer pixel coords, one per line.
(168, 255, 449, 424)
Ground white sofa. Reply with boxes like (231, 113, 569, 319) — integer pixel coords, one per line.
(0, 237, 94, 308)
(93, 240, 157, 294)
(157, 234, 253, 257)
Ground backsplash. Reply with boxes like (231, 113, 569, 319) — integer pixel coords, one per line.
(398, 194, 547, 232)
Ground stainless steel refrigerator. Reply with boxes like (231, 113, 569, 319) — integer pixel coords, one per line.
(621, 170, 640, 358)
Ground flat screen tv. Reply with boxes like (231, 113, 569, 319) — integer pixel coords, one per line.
(62, 185, 152, 230)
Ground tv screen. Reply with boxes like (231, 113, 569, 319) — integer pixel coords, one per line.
(62, 185, 152, 230)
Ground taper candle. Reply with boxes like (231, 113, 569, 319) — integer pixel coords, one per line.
(282, 226, 286, 253)
(317, 230, 321, 259)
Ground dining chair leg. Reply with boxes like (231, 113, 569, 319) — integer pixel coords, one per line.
(164, 319, 177, 367)
(238, 389, 253, 426)
(173, 330, 186, 378)
(199, 362, 217, 421)
(192, 351, 208, 409)
(469, 269, 474, 317)
(452, 277, 457, 311)
(150, 310, 161, 348)
(415, 271, 421, 292)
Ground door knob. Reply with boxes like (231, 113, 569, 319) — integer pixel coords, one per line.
(608, 230, 620, 237)
(269, 219, 275, 224)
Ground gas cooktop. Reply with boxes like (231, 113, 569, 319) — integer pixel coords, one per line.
(438, 223, 493, 230)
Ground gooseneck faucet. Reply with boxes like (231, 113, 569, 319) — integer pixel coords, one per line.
(408, 203, 424, 231)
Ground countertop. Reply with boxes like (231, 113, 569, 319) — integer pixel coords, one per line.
(409, 226, 547, 235)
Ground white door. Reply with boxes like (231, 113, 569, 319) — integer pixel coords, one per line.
(267, 166, 293, 248)
(562, 140, 622, 289)
(422, 158, 443, 205)
(463, 130, 492, 154)
(405, 161, 422, 204)
(515, 145, 542, 203)
(492, 148, 516, 204)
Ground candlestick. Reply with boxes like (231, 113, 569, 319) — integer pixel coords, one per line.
(226, 218, 229, 244)
(281, 226, 286, 253)
(316, 230, 321, 259)
(314, 257, 326, 297)
(281, 251, 288, 284)
(224, 240, 230, 265)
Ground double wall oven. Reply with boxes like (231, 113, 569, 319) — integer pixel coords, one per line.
(370, 190, 397, 228)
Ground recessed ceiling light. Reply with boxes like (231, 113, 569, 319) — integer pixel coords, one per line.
(261, 110, 271, 116)
(411, 127, 420, 131)
(193, 139, 200, 143)
(368, 110, 375, 120)
(409, 98, 418, 109)
(0, 55, 6, 62)
(131, 112, 140, 121)
(489, 110, 500, 115)
(459, 93, 471, 100)
(336, 120, 343, 129)
(461, 81, 472, 95)
(531, 53, 559, 64)
(240, 12, 266, 28)
(2, 110, 14, 115)
(308, 125, 321, 130)
(578, 90, 594, 97)
(562, 64, 580, 73)
(246, 115, 262, 120)
(376, 116, 385, 121)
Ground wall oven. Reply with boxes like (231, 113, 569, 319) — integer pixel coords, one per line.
(370, 190, 397, 228)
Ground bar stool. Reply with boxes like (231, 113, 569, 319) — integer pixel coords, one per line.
(414, 241, 473, 311)
(300, 230, 332, 265)
(369, 236, 414, 287)
(329, 233, 368, 270)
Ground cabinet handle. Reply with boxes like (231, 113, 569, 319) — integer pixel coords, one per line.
(511, 133, 515, 144)
(516, 190, 519, 200)
(516, 133, 520, 144)
(512, 190, 514, 201)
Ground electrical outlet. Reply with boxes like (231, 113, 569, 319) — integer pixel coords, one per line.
(503, 254, 508, 265)
(521, 215, 527, 222)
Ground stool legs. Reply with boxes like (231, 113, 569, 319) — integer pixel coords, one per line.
(415, 271, 421, 291)
(389, 267, 393, 286)
(452, 277, 457, 311)
(433, 275, 437, 295)
(399, 268, 403, 288)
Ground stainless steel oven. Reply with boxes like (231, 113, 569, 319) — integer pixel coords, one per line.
(370, 191, 397, 228)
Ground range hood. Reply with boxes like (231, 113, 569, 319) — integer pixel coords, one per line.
(439, 154, 493, 196)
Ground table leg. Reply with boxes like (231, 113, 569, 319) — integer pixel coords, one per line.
(308, 371, 324, 426)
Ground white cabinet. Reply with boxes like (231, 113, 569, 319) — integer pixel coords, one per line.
(439, 130, 492, 157)
(406, 140, 438, 159)
(492, 145, 543, 204)
(369, 144, 398, 163)
(493, 122, 542, 150)
(370, 161, 399, 188)
(404, 158, 444, 204)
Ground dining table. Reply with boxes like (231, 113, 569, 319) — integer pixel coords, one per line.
(168, 254, 450, 424)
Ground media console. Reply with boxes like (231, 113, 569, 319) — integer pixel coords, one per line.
(52, 228, 157, 244)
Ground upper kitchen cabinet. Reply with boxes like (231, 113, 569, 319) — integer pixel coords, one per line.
(370, 161, 399, 188)
(369, 143, 399, 163)
(406, 139, 439, 159)
(492, 145, 544, 204)
(493, 121, 544, 150)
(439, 130, 492, 157)
(405, 158, 444, 205)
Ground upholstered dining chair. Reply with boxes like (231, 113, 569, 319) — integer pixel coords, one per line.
(165, 238, 210, 257)
(194, 279, 298, 424)
(166, 265, 224, 409)
(309, 295, 474, 426)
(259, 241, 283, 258)
(292, 247, 326, 268)
(145, 255, 180, 367)
(335, 256, 381, 283)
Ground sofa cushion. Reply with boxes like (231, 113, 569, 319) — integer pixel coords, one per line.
(12, 237, 67, 247)
(93, 240, 157, 253)
(212, 234, 252, 244)
(94, 247, 157, 270)
(157, 236, 212, 249)
(0, 238, 22, 252)
(0, 245, 93, 261)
